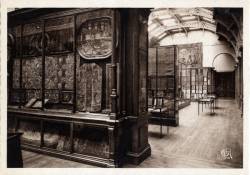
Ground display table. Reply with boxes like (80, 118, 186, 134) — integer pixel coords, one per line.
(206, 94, 217, 108)
(198, 98, 215, 115)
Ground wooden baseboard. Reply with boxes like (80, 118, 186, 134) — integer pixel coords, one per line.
(149, 117, 179, 127)
(22, 143, 117, 167)
(125, 144, 151, 165)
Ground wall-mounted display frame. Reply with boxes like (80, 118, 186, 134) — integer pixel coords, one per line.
(77, 17, 112, 60)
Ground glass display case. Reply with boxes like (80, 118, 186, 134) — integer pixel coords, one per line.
(8, 8, 151, 167)
(177, 63, 191, 109)
(190, 67, 215, 100)
(148, 46, 179, 126)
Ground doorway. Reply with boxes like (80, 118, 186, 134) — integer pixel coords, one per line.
(215, 72, 235, 98)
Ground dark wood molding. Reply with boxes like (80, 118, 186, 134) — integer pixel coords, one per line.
(110, 10, 118, 120)
(69, 122, 74, 153)
(19, 24, 23, 108)
(8, 8, 100, 27)
(8, 109, 126, 167)
(40, 120, 44, 147)
(73, 15, 77, 113)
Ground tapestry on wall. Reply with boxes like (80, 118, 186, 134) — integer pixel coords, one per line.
(76, 9, 113, 60)
(77, 17, 112, 60)
(77, 62, 102, 112)
(177, 43, 202, 67)
(45, 54, 74, 103)
(22, 57, 42, 101)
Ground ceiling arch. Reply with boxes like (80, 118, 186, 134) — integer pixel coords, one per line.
(149, 8, 217, 42)
(148, 8, 243, 59)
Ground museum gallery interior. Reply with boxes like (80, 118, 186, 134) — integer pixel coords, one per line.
(7, 8, 243, 168)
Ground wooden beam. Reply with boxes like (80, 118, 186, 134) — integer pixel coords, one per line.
(19, 24, 23, 108)
(110, 9, 118, 120)
(172, 14, 188, 36)
(73, 15, 77, 113)
(41, 20, 45, 110)
(152, 18, 172, 36)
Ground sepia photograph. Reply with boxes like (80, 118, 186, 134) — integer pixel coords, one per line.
(1, 1, 249, 175)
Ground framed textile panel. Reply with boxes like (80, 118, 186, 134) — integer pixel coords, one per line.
(77, 17, 112, 60)
(177, 43, 202, 68)
(22, 57, 42, 89)
(45, 54, 74, 90)
(22, 57, 42, 101)
(77, 62, 102, 112)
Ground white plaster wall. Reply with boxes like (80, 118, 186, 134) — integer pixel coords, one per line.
(159, 30, 236, 72)
(213, 53, 236, 72)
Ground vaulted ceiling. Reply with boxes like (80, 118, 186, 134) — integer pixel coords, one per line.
(148, 8, 243, 58)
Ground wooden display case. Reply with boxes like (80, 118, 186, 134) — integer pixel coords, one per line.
(148, 46, 179, 126)
(177, 63, 191, 109)
(8, 8, 151, 167)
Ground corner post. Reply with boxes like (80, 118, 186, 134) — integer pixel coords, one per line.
(41, 20, 45, 110)
(110, 9, 118, 120)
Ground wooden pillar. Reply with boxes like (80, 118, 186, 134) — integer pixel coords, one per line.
(121, 10, 127, 116)
(40, 120, 44, 147)
(108, 126, 115, 166)
(155, 47, 158, 99)
(41, 20, 46, 110)
(110, 10, 118, 120)
(174, 45, 179, 125)
(19, 24, 23, 108)
(8, 34, 14, 105)
(240, 56, 243, 115)
(73, 15, 77, 113)
(69, 122, 74, 153)
(124, 9, 151, 165)
(190, 67, 192, 99)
